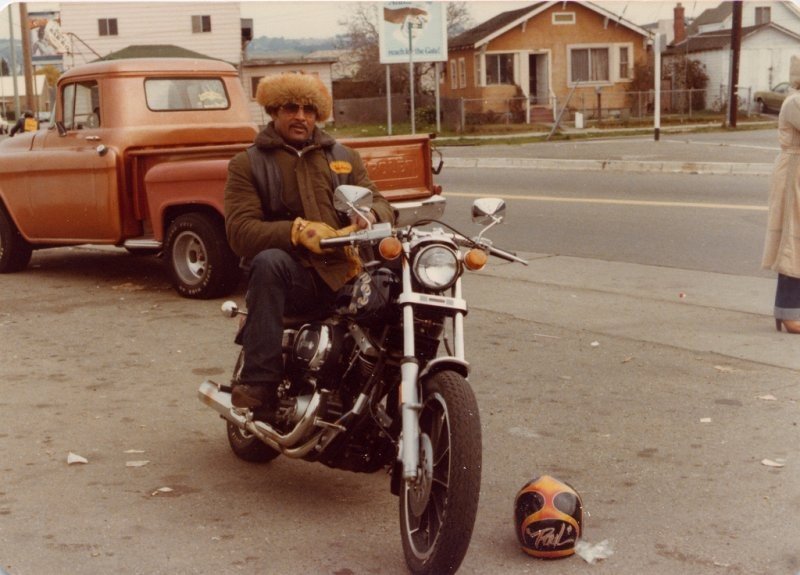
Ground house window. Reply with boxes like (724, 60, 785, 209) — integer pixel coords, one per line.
(618, 46, 630, 80)
(458, 58, 466, 89)
(192, 15, 212, 33)
(98, 18, 118, 36)
(570, 47, 609, 83)
(552, 12, 576, 25)
(755, 6, 771, 24)
(474, 54, 481, 87)
(486, 53, 514, 85)
(449, 60, 458, 89)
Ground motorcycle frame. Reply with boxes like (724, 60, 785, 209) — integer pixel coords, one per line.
(397, 239, 469, 482)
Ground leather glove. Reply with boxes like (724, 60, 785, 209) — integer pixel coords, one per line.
(291, 218, 359, 255)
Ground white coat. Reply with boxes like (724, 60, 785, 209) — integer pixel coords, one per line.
(762, 90, 800, 278)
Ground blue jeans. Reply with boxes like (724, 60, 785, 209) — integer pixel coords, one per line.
(238, 249, 335, 385)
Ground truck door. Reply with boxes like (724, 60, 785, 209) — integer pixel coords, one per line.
(26, 79, 122, 242)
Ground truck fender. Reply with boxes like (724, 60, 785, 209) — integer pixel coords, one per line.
(144, 159, 229, 240)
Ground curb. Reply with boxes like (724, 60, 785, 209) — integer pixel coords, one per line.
(443, 156, 773, 176)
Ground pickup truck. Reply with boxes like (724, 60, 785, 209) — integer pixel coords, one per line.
(0, 58, 444, 298)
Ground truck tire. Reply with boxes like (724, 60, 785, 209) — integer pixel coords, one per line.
(165, 213, 241, 299)
(0, 206, 33, 273)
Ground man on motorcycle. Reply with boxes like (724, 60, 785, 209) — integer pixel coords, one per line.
(223, 73, 394, 418)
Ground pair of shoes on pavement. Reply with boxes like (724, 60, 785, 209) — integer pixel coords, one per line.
(231, 383, 280, 423)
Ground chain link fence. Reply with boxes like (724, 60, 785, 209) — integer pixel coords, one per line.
(440, 87, 757, 133)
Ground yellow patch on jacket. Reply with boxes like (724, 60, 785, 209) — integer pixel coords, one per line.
(329, 160, 352, 175)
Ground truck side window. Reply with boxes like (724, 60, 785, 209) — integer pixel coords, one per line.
(62, 80, 100, 130)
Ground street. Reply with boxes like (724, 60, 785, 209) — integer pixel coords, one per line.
(1, 129, 799, 575)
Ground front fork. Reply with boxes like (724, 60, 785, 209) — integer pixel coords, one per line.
(399, 257, 465, 481)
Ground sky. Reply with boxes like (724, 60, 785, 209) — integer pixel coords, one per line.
(0, 0, 729, 41)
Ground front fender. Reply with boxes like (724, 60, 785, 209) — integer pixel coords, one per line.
(144, 159, 229, 241)
(419, 357, 470, 380)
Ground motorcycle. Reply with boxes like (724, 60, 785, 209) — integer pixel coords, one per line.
(198, 185, 528, 574)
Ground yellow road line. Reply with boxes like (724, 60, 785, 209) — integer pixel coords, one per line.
(445, 191, 767, 211)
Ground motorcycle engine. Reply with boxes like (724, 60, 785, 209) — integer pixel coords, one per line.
(289, 320, 351, 387)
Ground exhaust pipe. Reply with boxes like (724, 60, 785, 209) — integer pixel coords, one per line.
(198, 380, 328, 455)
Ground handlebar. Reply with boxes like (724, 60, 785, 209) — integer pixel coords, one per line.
(319, 222, 394, 248)
(319, 221, 528, 265)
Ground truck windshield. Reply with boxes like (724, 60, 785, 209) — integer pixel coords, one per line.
(144, 78, 229, 111)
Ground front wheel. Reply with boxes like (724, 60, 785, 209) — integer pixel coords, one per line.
(400, 370, 482, 575)
(164, 213, 241, 299)
(0, 206, 33, 273)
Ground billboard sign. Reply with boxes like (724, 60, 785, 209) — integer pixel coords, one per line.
(29, 11, 71, 66)
(378, 2, 447, 64)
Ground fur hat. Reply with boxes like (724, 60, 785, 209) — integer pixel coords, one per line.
(256, 73, 332, 119)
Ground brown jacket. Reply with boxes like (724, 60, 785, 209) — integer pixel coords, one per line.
(225, 123, 394, 291)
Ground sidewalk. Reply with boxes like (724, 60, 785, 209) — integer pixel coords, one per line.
(439, 122, 779, 176)
(465, 254, 799, 371)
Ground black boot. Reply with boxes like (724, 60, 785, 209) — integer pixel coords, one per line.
(231, 383, 278, 412)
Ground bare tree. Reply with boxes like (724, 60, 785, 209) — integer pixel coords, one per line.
(338, 1, 473, 96)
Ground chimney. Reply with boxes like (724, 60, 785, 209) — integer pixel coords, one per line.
(673, 3, 686, 44)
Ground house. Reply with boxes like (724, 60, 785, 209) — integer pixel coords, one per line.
(240, 56, 337, 126)
(667, 1, 800, 102)
(443, 1, 652, 121)
(58, 2, 245, 68)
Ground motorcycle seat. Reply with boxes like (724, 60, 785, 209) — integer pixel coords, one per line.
(282, 311, 329, 329)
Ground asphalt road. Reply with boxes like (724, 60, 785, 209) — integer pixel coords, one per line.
(1, 127, 798, 575)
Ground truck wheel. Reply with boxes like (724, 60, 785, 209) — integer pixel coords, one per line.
(0, 206, 33, 273)
(165, 213, 241, 299)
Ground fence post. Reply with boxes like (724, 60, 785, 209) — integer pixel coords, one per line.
(460, 98, 465, 133)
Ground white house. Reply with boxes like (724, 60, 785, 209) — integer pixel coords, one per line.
(665, 1, 800, 107)
(240, 56, 337, 126)
(58, 2, 243, 68)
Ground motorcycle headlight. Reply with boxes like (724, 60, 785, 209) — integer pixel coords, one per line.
(413, 245, 460, 290)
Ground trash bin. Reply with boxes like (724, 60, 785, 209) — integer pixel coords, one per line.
(574, 111, 584, 129)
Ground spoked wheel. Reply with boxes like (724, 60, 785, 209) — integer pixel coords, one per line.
(400, 370, 482, 575)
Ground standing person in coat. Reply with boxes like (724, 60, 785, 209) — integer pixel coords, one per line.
(762, 81, 800, 333)
(224, 73, 394, 417)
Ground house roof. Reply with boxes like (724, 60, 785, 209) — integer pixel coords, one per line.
(665, 22, 800, 55)
(449, 0, 651, 51)
(685, 1, 800, 37)
(95, 44, 219, 62)
(685, 2, 732, 37)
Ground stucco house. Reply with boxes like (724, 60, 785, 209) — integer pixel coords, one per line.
(443, 1, 652, 120)
(666, 1, 800, 106)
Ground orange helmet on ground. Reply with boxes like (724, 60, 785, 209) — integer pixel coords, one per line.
(514, 475, 583, 559)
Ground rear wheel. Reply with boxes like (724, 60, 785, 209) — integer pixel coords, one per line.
(0, 206, 32, 273)
(400, 370, 482, 575)
(227, 422, 281, 463)
(226, 350, 280, 463)
(165, 213, 241, 299)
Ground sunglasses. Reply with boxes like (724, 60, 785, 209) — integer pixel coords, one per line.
(280, 103, 318, 116)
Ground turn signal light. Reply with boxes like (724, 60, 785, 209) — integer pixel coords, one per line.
(379, 237, 403, 260)
(464, 248, 488, 271)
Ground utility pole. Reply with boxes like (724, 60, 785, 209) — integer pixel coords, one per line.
(727, 0, 743, 128)
(19, 2, 35, 113)
(7, 4, 20, 118)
